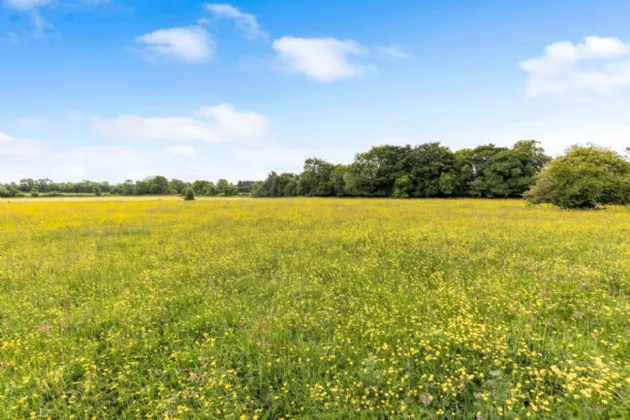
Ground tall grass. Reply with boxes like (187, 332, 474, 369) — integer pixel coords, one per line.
(0, 198, 628, 418)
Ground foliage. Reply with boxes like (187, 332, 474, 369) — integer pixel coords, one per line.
(1, 140, 551, 200)
(93, 186, 103, 196)
(30, 188, 39, 197)
(0, 184, 10, 198)
(183, 187, 195, 201)
(392, 174, 412, 198)
(526, 145, 630, 209)
(0, 198, 629, 418)
(256, 140, 551, 199)
(298, 158, 335, 196)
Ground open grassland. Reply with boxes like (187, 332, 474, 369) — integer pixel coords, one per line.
(1, 198, 629, 419)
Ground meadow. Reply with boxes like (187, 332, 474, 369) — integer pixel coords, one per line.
(0, 198, 629, 419)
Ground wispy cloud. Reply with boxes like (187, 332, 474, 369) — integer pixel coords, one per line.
(4, 0, 108, 39)
(205, 3, 267, 39)
(91, 104, 270, 142)
(272, 36, 369, 82)
(375, 45, 413, 61)
(136, 26, 214, 63)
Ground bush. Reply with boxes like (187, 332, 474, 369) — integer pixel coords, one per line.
(94, 186, 103, 196)
(525, 145, 630, 209)
(15, 193, 26, 198)
(0, 185, 9, 198)
(44, 191, 61, 197)
(183, 187, 195, 201)
(30, 189, 40, 198)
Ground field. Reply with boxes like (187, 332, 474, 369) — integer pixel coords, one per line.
(1, 198, 629, 419)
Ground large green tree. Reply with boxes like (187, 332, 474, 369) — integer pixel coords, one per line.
(352, 145, 411, 197)
(525, 145, 630, 209)
(404, 143, 456, 197)
(298, 158, 335, 196)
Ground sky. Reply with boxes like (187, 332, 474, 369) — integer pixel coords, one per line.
(1, 0, 630, 183)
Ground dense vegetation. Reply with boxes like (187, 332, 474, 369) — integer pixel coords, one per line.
(0, 177, 251, 198)
(252, 140, 550, 198)
(1, 198, 629, 418)
(3, 142, 629, 210)
(525, 145, 630, 209)
(0, 140, 550, 200)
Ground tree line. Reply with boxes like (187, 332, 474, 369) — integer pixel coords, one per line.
(0, 177, 255, 198)
(3, 141, 628, 209)
(0, 140, 551, 199)
(252, 140, 550, 198)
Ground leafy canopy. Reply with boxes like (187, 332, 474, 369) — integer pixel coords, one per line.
(525, 145, 630, 209)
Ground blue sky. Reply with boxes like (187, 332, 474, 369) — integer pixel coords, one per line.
(2, 0, 630, 182)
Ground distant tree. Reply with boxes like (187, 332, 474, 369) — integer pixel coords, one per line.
(353, 146, 411, 196)
(0, 185, 9, 198)
(226, 183, 239, 196)
(299, 158, 336, 196)
(193, 180, 212, 196)
(393, 175, 412, 198)
(93, 186, 103, 196)
(438, 172, 456, 196)
(237, 180, 257, 194)
(483, 140, 551, 197)
(330, 164, 349, 196)
(525, 145, 630, 209)
(207, 182, 218, 196)
(149, 176, 170, 195)
(19, 178, 35, 192)
(183, 187, 195, 201)
(30, 188, 39, 198)
(455, 144, 508, 197)
(283, 179, 299, 196)
(170, 179, 187, 195)
(404, 143, 455, 197)
(215, 179, 229, 195)
(278, 173, 299, 196)
(134, 179, 151, 195)
(122, 180, 135, 196)
(250, 182, 262, 197)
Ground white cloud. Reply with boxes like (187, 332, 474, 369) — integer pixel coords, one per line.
(205, 3, 266, 39)
(90, 104, 270, 142)
(272, 36, 369, 82)
(376, 45, 413, 61)
(166, 145, 197, 159)
(0, 131, 47, 156)
(136, 26, 214, 63)
(0, 131, 274, 182)
(520, 36, 630, 97)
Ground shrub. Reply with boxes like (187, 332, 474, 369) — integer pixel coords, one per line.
(94, 186, 103, 196)
(44, 191, 61, 197)
(0, 185, 9, 198)
(183, 187, 195, 201)
(30, 189, 40, 198)
(525, 145, 630, 209)
(15, 193, 26, 198)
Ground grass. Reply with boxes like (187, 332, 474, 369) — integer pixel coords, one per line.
(0, 198, 629, 419)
